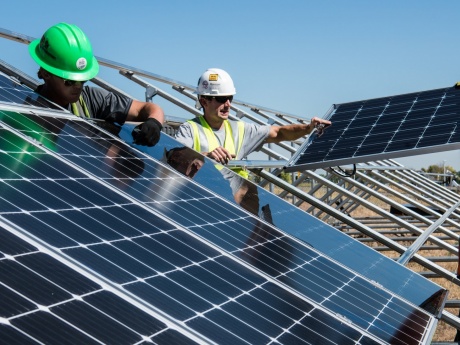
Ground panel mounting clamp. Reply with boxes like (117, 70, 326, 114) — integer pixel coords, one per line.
(145, 86, 158, 101)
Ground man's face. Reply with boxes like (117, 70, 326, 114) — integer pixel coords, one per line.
(202, 96, 233, 122)
(43, 72, 86, 105)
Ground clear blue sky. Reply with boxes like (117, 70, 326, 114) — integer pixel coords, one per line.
(1, 0, 460, 170)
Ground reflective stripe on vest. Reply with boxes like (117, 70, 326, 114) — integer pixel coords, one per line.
(187, 116, 248, 178)
(71, 96, 90, 118)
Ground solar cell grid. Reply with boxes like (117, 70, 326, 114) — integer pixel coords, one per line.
(0, 73, 54, 109)
(0, 110, 440, 344)
(287, 85, 460, 170)
(0, 74, 446, 343)
(0, 103, 446, 303)
(0, 226, 201, 345)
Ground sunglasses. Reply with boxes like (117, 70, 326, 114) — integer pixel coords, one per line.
(206, 95, 233, 104)
(62, 79, 87, 87)
(54, 74, 87, 87)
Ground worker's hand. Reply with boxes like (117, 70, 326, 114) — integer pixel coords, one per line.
(311, 116, 331, 128)
(132, 118, 163, 147)
(310, 117, 331, 137)
(206, 147, 235, 164)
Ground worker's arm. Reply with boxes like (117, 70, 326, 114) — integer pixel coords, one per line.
(266, 116, 331, 143)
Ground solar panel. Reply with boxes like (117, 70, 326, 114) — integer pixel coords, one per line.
(0, 225, 202, 344)
(0, 73, 56, 110)
(0, 77, 445, 343)
(121, 130, 447, 315)
(285, 85, 460, 171)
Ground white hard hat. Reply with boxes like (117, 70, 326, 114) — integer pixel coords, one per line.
(196, 68, 236, 96)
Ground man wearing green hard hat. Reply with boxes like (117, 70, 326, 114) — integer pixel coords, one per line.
(29, 22, 164, 147)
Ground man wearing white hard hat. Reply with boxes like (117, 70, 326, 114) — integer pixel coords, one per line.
(174, 68, 331, 218)
(175, 68, 331, 178)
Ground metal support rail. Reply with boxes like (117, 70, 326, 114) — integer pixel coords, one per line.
(398, 199, 460, 265)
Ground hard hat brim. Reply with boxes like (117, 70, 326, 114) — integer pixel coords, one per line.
(29, 38, 99, 81)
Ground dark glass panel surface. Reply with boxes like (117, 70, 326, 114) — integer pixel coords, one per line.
(64, 246, 136, 284)
(89, 243, 157, 278)
(291, 86, 460, 172)
(11, 311, 101, 345)
(152, 329, 201, 345)
(0, 111, 441, 343)
(0, 228, 37, 255)
(125, 281, 196, 320)
(0, 152, 86, 180)
(147, 275, 214, 313)
(221, 300, 283, 338)
(168, 270, 229, 305)
(0, 181, 49, 211)
(0, 128, 43, 153)
(0, 259, 72, 305)
(112, 240, 176, 273)
(52, 301, 142, 344)
(2, 213, 79, 247)
(132, 235, 193, 268)
(0, 325, 39, 345)
(294, 309, 362, 344)
(234, 293, 294, 332)
(200, 308, 270, 344)
(16, 253, 100, 295)
(0, 283, 36, 318)
(186, 316, 250, 345)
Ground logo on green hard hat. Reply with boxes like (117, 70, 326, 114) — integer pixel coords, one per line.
(76, 58, 87, 70)
(29, 23, 99, 81)
(39, 37, 56, 60)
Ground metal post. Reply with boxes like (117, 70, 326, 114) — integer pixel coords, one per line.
(457, 239, 460, 342)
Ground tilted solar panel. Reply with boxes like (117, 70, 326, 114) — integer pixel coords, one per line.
(0, 109, 442, 345)
(0, 73, 55, 110)
(121, 130, 446, 316)
(285, 85, 460, 171)
(0, 225, 201, 344)
(0, 75, 447, 343)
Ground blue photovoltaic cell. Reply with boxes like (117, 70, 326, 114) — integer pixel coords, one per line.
(286, 85, 460, 171)
(0, 107, 441, 344)
(0, 226, 199, 345)
(0, 73, 54, 109)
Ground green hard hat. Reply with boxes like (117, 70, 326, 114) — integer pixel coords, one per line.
(29, 23, 99, 81)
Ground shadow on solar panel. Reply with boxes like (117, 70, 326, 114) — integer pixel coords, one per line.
(0, 95, 447, 344)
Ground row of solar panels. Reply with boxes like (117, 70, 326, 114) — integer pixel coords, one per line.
(0, 71, 447, 344)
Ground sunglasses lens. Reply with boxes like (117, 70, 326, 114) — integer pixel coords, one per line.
(214, 96, 233, 103)
(63, 79, 86, 87)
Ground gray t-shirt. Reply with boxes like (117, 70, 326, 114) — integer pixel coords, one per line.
(175, 118, 271, 159)
(35, 85, 133, 125)
(75, 86, 133, 124)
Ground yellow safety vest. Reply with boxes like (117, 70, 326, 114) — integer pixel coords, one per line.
(71, 96, 90, 118)
(187, 116, 249, 178)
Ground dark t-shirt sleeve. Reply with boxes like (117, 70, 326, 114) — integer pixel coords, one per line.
(81, 86, 133, 124)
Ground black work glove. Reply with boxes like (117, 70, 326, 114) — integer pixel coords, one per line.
(131, 118, 162, 147)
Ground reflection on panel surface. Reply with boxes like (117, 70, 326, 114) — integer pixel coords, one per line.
(0, 108, 443, 344)
(0, 73, 54, 109)
(286, 85, 460, 171)
(118, 125, 446, 314)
